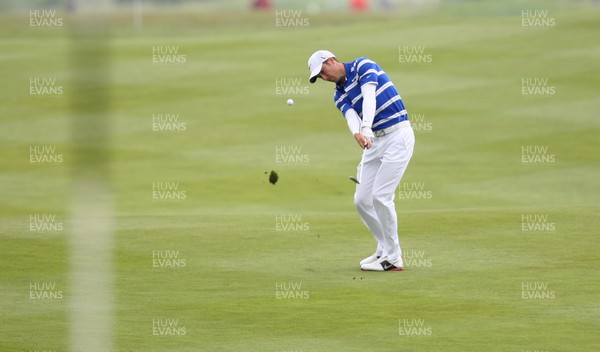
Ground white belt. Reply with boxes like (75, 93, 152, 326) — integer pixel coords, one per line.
(374, 120, 410, 137)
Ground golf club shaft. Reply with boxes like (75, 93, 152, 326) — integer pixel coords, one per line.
(357, 148, 366, 183)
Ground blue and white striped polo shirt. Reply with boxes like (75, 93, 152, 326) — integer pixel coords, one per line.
(334, 57, 408, 131)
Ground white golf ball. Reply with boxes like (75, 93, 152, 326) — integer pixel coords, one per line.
(287, 98, 294, 106)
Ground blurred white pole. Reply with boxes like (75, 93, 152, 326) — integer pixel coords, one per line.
(69, 1, 114, 351)
(70, 0, 112, 12)
(69, 189, 114, 352)
(134, 0, 143, 31)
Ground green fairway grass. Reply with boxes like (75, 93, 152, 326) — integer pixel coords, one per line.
(1, 1, 599, 351)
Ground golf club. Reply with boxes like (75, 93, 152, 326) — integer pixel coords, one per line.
(349, 148, 366, 184)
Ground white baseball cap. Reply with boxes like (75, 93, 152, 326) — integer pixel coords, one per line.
(308, 50, 336, 83)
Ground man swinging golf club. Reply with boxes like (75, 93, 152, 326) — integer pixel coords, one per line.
(308, 50, 415, 271)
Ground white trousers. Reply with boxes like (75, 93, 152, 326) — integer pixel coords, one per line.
(354, 121, 414, 262)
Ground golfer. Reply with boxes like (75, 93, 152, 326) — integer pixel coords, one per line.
(308, 50, 415, 271)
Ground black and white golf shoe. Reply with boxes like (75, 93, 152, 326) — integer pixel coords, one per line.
(359, 254, 381, 267)
(360, 256, 404, 271)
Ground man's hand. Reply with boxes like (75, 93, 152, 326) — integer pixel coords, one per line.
(361, 126, 375, 142)
(354, 127, 374, 149)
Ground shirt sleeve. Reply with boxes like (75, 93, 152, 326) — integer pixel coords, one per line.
(344, 108, 360, 135)
(334, 89, 353, 117)
(357, 58, 379, 87)
(360, 83, 376, 129)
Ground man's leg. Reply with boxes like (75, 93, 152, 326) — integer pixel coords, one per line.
(371, 126, 414, 262)
(354, 149, 385, 257)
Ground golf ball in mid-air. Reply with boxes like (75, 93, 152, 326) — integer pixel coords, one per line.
(287, 99, 294, 106)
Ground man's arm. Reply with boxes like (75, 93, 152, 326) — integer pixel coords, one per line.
(344, 108, 360, 135)
(336, 90, 370, 148)
(360, 82, 377, 131)
(356, 58, 379, 144)
(358, 82, 377, 146)
(346, 108, 372, 149)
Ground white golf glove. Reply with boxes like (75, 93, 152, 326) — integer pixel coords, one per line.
(360, 126, 375, 143)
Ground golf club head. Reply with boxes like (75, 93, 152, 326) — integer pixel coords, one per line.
(349, 176, 360, 184)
